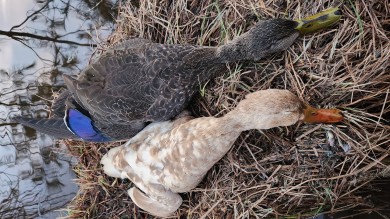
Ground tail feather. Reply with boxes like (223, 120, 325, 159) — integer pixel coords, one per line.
(128, 187, 182, 217)
(13, 117, 79, 139)
(51, 90, 71, 118)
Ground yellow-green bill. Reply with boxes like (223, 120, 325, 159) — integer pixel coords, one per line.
(295, 7, 342, 35)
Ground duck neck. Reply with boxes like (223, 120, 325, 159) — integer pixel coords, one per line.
(216, 19, 299, 63)
(215, 39, 248, 63)
(220, 110, 267, 131)
(180, 116, 243, 161)
(222, 105, 300, 131)
(186, 111, 277, 157)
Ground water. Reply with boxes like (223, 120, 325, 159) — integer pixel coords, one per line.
(0, 70, 79, 217)
(0, 0, 116, 217)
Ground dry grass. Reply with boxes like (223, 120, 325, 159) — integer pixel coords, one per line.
(65, 0, 389, 218)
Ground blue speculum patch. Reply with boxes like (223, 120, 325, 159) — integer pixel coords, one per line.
(64, 108, 112, 142)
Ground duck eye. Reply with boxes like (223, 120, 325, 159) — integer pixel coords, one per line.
(311, 112, 317, 116)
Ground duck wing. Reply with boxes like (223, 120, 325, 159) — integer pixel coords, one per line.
(144, 47, 224, 121)
(66, 39, 223, 125)
(14, 90, 82, 139)
(13, 117, 79, 139)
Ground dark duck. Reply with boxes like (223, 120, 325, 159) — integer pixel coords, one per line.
(14, 8, 341, 142)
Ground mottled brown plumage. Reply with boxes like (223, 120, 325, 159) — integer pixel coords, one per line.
(62, 20, 301, 141)
(100, 89, 343, 217)
(15, 8, 341, 142)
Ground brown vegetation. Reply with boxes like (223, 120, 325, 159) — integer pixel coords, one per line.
(65, 0, 389, 218)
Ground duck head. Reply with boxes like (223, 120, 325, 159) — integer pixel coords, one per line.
(301, 104, 343, 123)
(225, 89, 343, 131)
(217, 7, 341, 62)
(294, 7, 342, 35)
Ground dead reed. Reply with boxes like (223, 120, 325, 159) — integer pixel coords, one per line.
(65, 0, 389, 218)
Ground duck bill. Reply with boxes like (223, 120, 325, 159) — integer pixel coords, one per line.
(303, 105, 343, 123)
(294, 7, 342, 35)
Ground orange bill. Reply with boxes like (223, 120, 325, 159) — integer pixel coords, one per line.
(303, 105, 343, 123)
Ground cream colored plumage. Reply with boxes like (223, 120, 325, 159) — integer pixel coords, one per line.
(100, 89, 343, 217)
